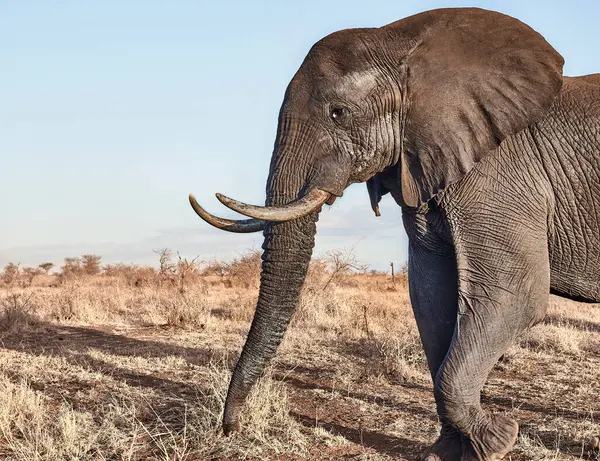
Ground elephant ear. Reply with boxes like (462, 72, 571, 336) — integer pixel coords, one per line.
(393, 8, 564, 206)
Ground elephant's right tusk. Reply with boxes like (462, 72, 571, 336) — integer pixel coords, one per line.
(215, 188, 331, 221)
(189, 194, 265, 233)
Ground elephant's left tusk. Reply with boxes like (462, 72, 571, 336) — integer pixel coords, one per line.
(189, 194, 266, 233)
(215, 188, 331, 221)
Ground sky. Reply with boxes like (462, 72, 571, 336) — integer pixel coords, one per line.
(1, 1, 599, 271)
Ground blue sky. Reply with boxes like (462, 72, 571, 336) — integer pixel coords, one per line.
(1, 1, 599, 270)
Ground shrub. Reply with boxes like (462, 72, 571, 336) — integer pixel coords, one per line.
(2, 262, 20, 286)
(81, 254, 102, 276)
(60, 257, 83, 279)
(226, 250, 262, 288)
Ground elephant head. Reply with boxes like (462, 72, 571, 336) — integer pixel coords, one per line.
(190, 7, 563, 435)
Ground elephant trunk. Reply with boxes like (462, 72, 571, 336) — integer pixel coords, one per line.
(222, 214, 316, 434)
(221, 108, 351, 433)
(222, 124, 320, 433)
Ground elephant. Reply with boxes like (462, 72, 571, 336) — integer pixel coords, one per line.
(189, 7, 600, 461)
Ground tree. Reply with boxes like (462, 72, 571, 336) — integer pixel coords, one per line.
(322, 246, 368, 290)
(2, 262, 20, 285)
(38, 262, 54, 275)
(81, 254, 102, 275)
(61, 257, 82, 277)
(153, 248, 175, 276)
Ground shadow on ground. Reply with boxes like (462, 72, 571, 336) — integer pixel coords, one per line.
(0, 320, 597, 460)
(0, 322, 428, 459)
(292, 410, 426, 460)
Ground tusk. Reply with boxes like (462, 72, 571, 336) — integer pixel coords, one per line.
(189, 194, 265, 233)
(215, 188, 331, 221)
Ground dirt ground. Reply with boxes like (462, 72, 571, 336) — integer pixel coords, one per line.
(0, 272, 598, 460)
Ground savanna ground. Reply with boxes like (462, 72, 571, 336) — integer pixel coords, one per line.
(0, 250, 598, 460)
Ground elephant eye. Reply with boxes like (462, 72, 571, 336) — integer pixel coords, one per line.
(330, 106, 349, 123)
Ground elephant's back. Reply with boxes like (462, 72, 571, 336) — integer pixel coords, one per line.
(567, 74, 600, 86)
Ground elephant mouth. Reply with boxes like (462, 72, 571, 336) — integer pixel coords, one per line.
(189, 188, 331, 232)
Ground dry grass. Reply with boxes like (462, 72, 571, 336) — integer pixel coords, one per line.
(0, 266, 598, 460)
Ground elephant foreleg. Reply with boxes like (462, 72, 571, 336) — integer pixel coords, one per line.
(408, 240, 458, 378)
(431, 226, 550, 461)
(408, 240, 463, 460)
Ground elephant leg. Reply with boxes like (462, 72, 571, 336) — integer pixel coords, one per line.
(431, 230, 550, 461)
(407, 241, 462, 460)
(408, 240, 458, 378)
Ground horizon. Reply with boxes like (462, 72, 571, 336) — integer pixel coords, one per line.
(2, 1, 599, 271)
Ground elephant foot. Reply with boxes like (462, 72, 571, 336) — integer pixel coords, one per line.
(462, 415, 519, 461)
(423, 416, 518, 461)
(422, 425, 463, 461)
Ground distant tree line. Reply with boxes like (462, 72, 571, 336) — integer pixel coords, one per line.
(1, 247, 406, 290)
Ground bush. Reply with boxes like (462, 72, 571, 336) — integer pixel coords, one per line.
(201, 260, 228, 277)
(22, 267, 42, 287)
(60, 257, 83, 280)
(0, 294, 40, 333)
(104, 263, 158, 287)
(2, 263, 20, 286)
(226, 250, 262, 288)
(81, 254, 102, 276)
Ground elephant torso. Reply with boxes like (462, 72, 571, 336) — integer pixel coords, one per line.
(405, 74, 600, 304)
(535, 75, 600, 301)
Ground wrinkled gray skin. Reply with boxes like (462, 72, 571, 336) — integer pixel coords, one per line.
(218, 8, 600, 461)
